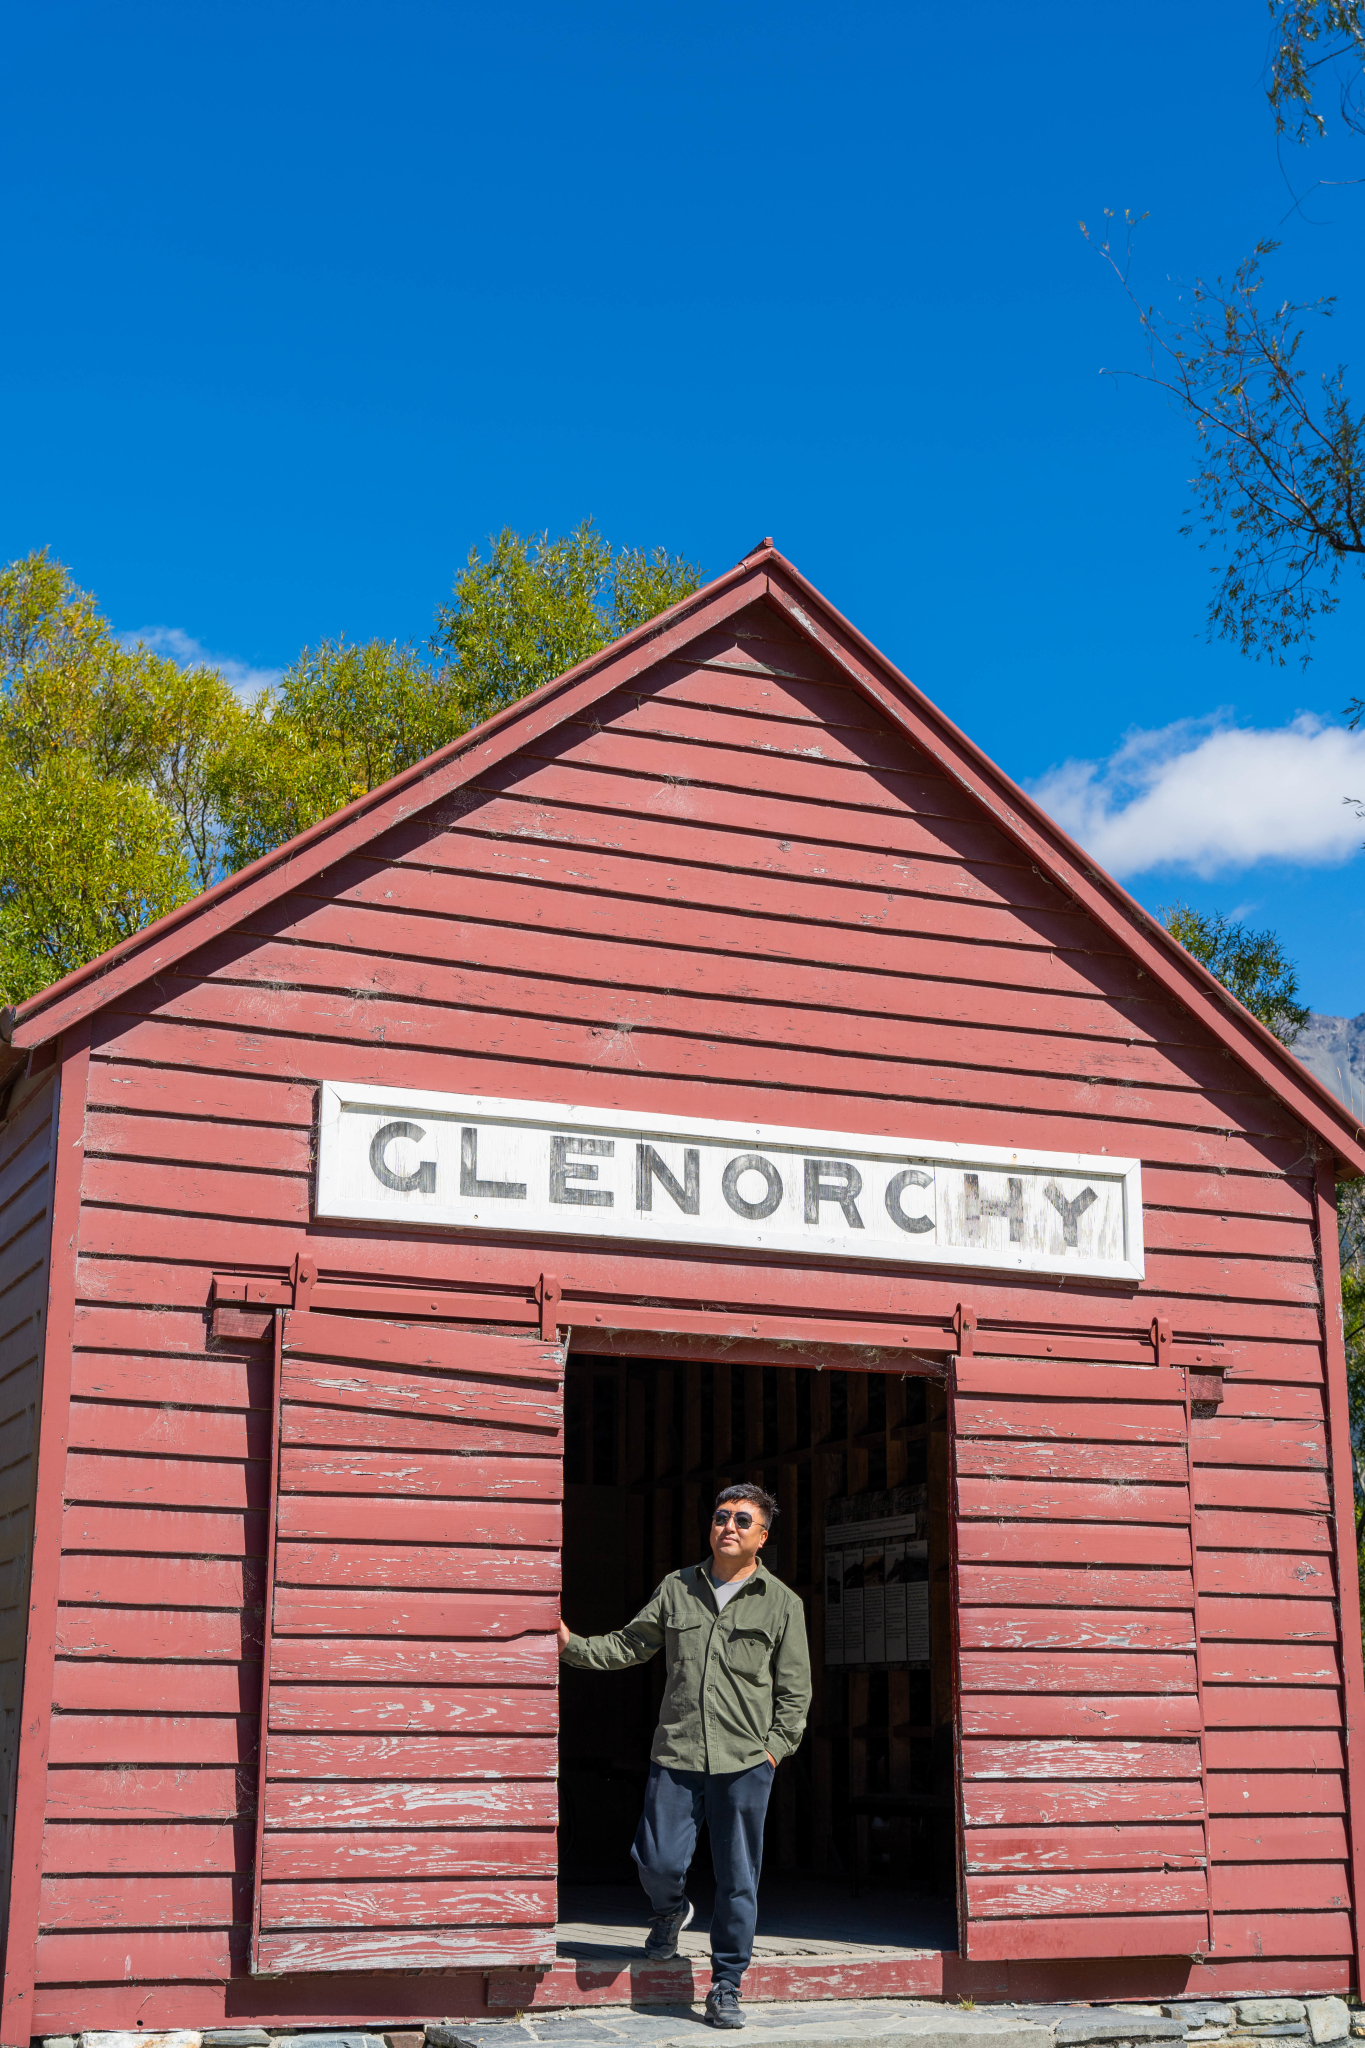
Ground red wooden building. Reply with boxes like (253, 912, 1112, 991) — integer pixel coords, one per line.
(0, 541, 1361, 2040)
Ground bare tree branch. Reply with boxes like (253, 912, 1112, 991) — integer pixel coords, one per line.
(1268, 0, 1365, 142)
(1082, 212, 1365, 661)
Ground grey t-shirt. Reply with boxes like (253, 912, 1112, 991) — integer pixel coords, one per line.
(709, 1570, 748, 1611)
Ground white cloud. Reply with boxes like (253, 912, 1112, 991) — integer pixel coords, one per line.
(117, 624, 282, 702)
(1029, 712, 1365, 878)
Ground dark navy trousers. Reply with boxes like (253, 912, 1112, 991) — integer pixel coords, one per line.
(632, 1760, 774, 1987)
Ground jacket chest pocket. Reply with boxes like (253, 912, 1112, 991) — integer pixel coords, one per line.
(665, 1619, 704, 1676)
(725, 1626, 774, 1678)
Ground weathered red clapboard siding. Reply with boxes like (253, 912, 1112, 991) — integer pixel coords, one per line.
(249, 1315, 563, 1974)
(26, 594, 1347, 2010)
(954, 1359, 1213, 1962)
(0, 1075, 57, 1955)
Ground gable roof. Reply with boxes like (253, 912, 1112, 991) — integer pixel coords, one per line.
(5, 542, 1363, 1175)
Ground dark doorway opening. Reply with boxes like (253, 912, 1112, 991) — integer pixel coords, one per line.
(557, 1352, 958, 1965)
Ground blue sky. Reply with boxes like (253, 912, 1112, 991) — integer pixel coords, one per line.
(6, 1, 1365, 1012)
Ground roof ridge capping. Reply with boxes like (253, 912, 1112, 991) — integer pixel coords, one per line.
(3, 540, 1362, 1176)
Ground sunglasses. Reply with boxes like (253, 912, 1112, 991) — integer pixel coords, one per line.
(713, 1508, 763, 1531)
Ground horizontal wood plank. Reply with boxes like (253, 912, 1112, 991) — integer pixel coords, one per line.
(45, 1768, 247, 1821)
(39, 1874, 247, 1929)
(274, 1541, 560, 1593)
(48, 1715, 257, 1767)
(959, 1696, 1203, 1739)
(269, 1588, 556, 1640)
(1204, 1729, 1344, 1770)
(1191, 1416, 1327, 1469)
(966, 1870, 1209, 1917)
(275, 1495, 560, 1546)
(278, 1448, 560, 1500)
(957, 1565, 1195, 1610)
(1211, 1814, 1348, 1860)
(267, 1638, 557, 1685)
(284, 1316, 563, 1380)
(53, 1661, 261, 1715)
(1211, 1863, 1351, 1913)
(1203, 1686, 1343, 1728)
(261, 1828, 556, 1880)
(263, 1734, 557, 1779)
(280, 1353, 561, 1427)
(252, 1926, 555, 1970)
(961, 1739, 1202, 1781)
(1199, 1598, 1338, 1642)
(1200, 1642, 1339, 1684)
(1207, 1772, 1346, 1815)
(64, 1451, 267, 1512)
(958, 1610, 1195, 1653)
(1194, 1510, 1331, 1553)
(267, 1684, 557, 1734)
(959, 1652, 1198, 1695)
(963, 1781, 1210, 1826)
(33, 1927, 241, 1980)
(955, 1363, 1188, 1404)
(956, 1478, 1191, 1525)
(280, 1404, 560, 1459)
(1193, 1467, 1329, 1515)
(962, 1912, 1210, 1961)
(55, 1607, 262, 1662)
(66, 1399, 269, 1462)
(257, 1877, 554, 1927)
(71, 1352, 271, 1412)
(58, 1553, 261, 1609)
(1210, 1910, 1353, 1958)
(964, 1824, 1208, 1873)
(86, 1110, 313, 1176)
(955, 1442, 1188, 1483)
(956, 1525, 1192, 1568)
(41, 1821, 256, 1874)
(263, 1779, 556, 1829)
(86, 1059, 313, 1126)
(1198, 1552, 1335, 1598)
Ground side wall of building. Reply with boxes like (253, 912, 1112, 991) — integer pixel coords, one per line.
(0, 1072, 58, 1968)
(22, 597, 1346, 2025)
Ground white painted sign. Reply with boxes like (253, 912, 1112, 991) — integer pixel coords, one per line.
(315, 1084, 1143, 1281)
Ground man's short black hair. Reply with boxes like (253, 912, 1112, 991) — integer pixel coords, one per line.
(714, 1481, 778, 1527)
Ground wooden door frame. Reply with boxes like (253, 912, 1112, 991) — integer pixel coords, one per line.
(559, 1314, 958, 1952)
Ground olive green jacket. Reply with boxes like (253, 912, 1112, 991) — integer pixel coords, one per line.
(560, 1558, 812, 1775)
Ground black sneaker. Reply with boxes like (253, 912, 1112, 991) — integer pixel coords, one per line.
(644, 1897, 694, 1960)
(705, 1984, 744, 2029)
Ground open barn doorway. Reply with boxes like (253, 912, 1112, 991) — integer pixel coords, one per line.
(556, 1352, 959, 1979)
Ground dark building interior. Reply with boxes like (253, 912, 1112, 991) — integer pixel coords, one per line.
(556, 1352, 958, 1955)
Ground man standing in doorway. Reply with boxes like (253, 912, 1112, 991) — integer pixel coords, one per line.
(557, 1482, 812, 2030)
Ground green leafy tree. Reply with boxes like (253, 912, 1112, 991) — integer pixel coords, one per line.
(0, 551, 244, 1005)
(432, 521, 702, 729)
(0, 524, 702, 1003)
(210, 638, 461, 871)
(213, 522, 702, 870)
(1159, 901, 1311, 1044)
